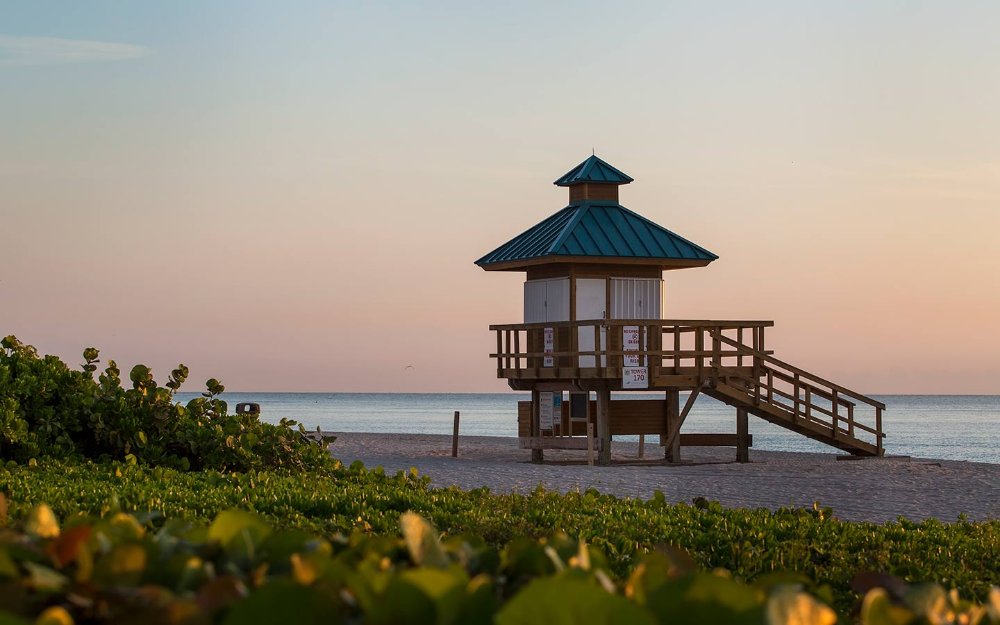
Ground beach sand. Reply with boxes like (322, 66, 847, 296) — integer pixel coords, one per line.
(328, 432, 1000, 523)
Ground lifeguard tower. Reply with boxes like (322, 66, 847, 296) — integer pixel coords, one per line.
(476, 155, 885, 465)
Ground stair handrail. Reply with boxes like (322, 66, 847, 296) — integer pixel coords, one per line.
(709, 331, 885, 410)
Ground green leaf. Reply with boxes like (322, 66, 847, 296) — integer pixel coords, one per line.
(221, 580, 340, 625)
(94, 543, 148, 586)
(23, 561, 69, 592)
(369, 577, 437, 625)
(400, 512, 449, 569)
(25, 503, 60, 539)
(764, 585, 837, 625)
(646, 573, 763, 625)
(0, 611, 31, 625)
(399, 568, 468, 625)
(860, 588, 915, 625)
(497, 577, 657, 625)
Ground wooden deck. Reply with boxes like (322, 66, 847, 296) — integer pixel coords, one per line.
(491, 319, 885, 460)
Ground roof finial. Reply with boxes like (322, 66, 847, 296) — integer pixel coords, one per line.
(592, 147, 595, 156)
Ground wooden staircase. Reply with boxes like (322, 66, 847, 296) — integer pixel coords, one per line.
(695, 331, 885, 457)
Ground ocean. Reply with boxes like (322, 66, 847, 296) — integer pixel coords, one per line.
(173, 393, 1000, 465)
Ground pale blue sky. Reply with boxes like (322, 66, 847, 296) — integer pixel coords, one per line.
(3, 1, 999, 392)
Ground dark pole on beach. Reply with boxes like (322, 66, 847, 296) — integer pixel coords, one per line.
(452, 411, 460, 457)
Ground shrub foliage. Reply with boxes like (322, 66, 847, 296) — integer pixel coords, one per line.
(0, 499, 996, 625)
(1, 459, 997, 614)
(0, 336, 331, 472)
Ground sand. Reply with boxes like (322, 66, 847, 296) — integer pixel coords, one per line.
(327, 432, 1000, 523)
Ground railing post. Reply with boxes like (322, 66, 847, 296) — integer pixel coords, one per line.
(737, 327, 744, 368)
(640, 324, 649, 366)
(876, 406, 883, 456)
(495, 330, 502, 377)
(505, 330, 512, 371)
(792, 373, 800, 421)
(514, 330, 521, 373)
(709, 328, 721, 386)
(594, 323, 602, 373)
(673, 326, 681, 374)
(848, 403, 855, 437)
(831, 389, 838, 439)
(766, 369, 773, 404)
(805, 386, 812, 422)
(695, 328, 704, 382)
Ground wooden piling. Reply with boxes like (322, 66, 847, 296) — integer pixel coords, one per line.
(665, 390, 681, 462)
(597, 388, 611, 465)
(531, 390, 543, 464)
(736, 407, 749, 463)
(451, 411, 460, 458)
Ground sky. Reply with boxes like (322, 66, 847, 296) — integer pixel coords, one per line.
(2, 1, 999, 394)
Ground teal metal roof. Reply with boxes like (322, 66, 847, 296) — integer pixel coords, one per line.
(475, 201, 718, 268)
(554, 155, 633, 186)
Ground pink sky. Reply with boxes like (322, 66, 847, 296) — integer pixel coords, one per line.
(3, 3, 999, 393)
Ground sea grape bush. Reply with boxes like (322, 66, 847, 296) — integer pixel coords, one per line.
(1, 460, 997, 614)
(0, 336, 332, 472)
(0, 498, 996, 625)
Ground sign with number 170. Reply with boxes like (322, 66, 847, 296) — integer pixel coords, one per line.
(622, 366, 648, 389)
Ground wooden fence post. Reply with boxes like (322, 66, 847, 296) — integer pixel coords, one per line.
(451, 411, 460, 458)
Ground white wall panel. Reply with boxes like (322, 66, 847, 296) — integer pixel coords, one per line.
(523, 280, 547, 323)
(545, 278, 570, 322)
(576, 278, 607, 367)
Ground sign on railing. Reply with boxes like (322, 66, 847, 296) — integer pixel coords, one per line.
(622, 366, 648, 389)
(543, 328, 554, 367)
(623, 325, 640, 366)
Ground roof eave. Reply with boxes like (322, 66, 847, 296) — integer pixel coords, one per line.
(477, 255, 716, 272)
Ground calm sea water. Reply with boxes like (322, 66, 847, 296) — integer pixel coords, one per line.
(174, 393, 1000, 464)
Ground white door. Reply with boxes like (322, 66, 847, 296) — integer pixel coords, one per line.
(576, 278, 607, 367)
(523, 278, 570, 323)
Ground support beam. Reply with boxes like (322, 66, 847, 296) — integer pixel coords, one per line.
(736, 407, 749, 463)
(596, 388, 611, 465)
(661, 387, 701, 453)
(664, 390, 681, 463)
(530, 389, 543, 464)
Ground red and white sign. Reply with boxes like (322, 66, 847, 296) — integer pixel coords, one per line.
(623, 326, 641, 366)
(543, 327, 554, 367)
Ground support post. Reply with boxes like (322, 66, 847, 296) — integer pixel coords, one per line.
(530, 389, 543, 464)
(638, 434, 645, 459)
(664, 390, 681, 463)
(451, 411, 460, 458)
(876, 406, 883, 456)
(736, 407, 749, 463)
(596, 388, 611, 465)
(586, 422, 594, 466)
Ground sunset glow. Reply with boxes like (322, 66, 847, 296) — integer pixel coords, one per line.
(3, 1, 999, 393)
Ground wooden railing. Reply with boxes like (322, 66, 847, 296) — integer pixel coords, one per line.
(490, 319, 773, 375)
(489, 319, 884, 454)
(708, 330, 885, 455)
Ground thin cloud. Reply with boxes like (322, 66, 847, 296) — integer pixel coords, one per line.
(0, 35, 148, 67)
